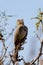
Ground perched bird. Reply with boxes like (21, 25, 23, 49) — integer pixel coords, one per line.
(14, 19, 28, 50)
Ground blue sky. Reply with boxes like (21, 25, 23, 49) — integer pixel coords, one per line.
(0, 0, 43, 65)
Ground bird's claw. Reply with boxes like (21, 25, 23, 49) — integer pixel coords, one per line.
(18, 47, 24, 50)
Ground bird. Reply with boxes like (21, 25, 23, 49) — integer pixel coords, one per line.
(14, 19, 28, 50)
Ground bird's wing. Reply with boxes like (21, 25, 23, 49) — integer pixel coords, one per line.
(19, 26, 28, 41)
(14, 25, 28, 46)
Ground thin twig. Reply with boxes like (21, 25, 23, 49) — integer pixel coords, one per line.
(31, 43, 42, 65)
(36, 33, 41, 41)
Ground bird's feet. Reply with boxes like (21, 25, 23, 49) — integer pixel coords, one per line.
(18, 47, 24, 50)
(15, 45, 24, 51)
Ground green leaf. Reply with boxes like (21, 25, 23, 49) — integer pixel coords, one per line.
(36, 21, 40, 30)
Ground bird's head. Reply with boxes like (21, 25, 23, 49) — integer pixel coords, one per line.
(16, 19, 24, 26)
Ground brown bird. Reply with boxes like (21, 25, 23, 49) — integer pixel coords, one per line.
(14, 19, 28, 50)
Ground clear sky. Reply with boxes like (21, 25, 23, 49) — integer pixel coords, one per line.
(0, 0, 43, 65)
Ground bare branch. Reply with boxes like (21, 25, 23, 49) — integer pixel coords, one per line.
(36, 33, 41, 41)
